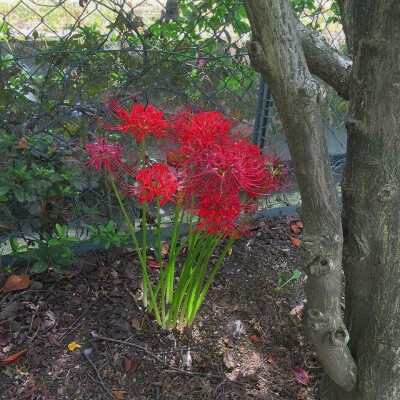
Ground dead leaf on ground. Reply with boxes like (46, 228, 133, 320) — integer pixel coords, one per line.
(267, 356, 276, 365)
(131, 318, 142, 331)
(297, 387, 310, 399)
(222, 351, 236, 369)
(112, 391, 126, 399)
(290, 224, 301, 234)
(249, 335, 259, 343)
(124, 357, 133, 372)
(3, 275, 30, 293)
(147, 260, 166, 268)
(288, 236, 302, 247)
(292, 366, 309, 386)
(253, 321, 261, 332)
(64, 272, 77, 279)
(41, 310, 56, 330)
(0, 348, 27, 366)
(161, 243, 169, 255)
(296, 221, 304, 229)
(18, 136, 28, 149)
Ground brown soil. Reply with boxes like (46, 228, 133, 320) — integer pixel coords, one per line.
(0, 216, 322, 400)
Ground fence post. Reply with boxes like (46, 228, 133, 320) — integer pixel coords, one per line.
(253, 76, 274, 150)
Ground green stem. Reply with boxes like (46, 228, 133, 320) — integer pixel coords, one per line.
(108, 173, 144, 265)
(184, 235, 219, 327)
(108, 172, 160, 324)
(187, 234, 237, 328)
(177, 234, 214, 329)
(167, 233, 205, 329)
(140, 139, 148, 307)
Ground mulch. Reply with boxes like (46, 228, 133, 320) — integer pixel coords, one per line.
(0, 215, 322, 400)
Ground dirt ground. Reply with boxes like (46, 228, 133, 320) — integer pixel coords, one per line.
(0, 215, 322, 400)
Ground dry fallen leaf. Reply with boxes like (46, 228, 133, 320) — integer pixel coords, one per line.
(297, 387, 310, 400)
(290, 224, 301, 234)
(267, 356, 276, 365)
(253, 321, 261, 332)
(161, 243, 169, 255)
(227, 247, 233, 256)
(124, 357, 133, 372)
(291, 366, 309, 386)
(222, 352, 236, 369)
(3, 275, 30, 293)
(18, 136, 28, 149)
(113, 390, 126, 399)
(296, 221, 304, 229)
(288, 236, 302, 247)
(147, 260, 166, 268)
(131, 318, 142, 331)
(249, 335, 259, 343)
(0, 348, 27, 366)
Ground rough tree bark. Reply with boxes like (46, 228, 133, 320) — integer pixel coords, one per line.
(243, 0, 400, 399)
(243, 0, 357, 391)
(323, 1, 400, 399)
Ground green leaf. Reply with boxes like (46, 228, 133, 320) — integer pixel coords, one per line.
(10, 237, 19, 253)
(14, 188, 25, 202)
(55, 224, 64, 237)
(50, 265, 69, 275)
(106, 220, 115, 230)
(47, 239, 60, 245)
(32, 261, 50, 274)
(0, 184, 10, 196)
(292, 269, 301, 279)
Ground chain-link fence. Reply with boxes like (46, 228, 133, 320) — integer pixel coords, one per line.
(0, 0, 347, 255)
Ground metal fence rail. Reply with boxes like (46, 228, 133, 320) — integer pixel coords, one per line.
(0, 0, 347, 252)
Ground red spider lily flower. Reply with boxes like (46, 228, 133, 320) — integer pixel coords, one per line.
(105, 99, 169, 142)
(133, 164, 179, 206)
(178, 138, 277, 200)
(86, 136, 123, 172)
(196, 193, 243, 236)
(172, 110, 231, 147)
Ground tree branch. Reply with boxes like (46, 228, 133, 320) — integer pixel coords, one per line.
(243, 0, 357, 392)
(296, 17, 352, 100)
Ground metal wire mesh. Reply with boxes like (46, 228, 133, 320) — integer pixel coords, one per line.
(0, 0, 347, 252)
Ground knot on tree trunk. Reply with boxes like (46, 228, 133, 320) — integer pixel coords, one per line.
(301, 234, 339, 277)
(377, 183, 398, 202)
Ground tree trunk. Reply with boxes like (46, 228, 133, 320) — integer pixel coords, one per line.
(243, 0, 357, 391)
(321, 1, 400, 399)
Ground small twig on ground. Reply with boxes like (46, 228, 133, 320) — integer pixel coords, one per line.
(58, 301, 96, 342)
(154, 346, 199, 356)
(83, 348, 115, 399)
(91, 332, 225, 380)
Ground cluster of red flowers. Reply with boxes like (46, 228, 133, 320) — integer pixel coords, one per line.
(86, 136, 122, 171)
(134, 164, 179, 207)
(170, 109, 285, 235)
(86, 103, 286, 236)
(105, 98, 169, 142)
